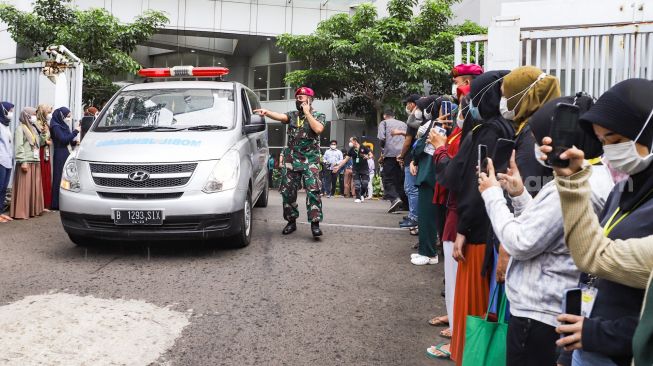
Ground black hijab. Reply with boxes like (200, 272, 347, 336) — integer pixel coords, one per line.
(469, 70, 510, 121)
(530, 95, 603, 159)
(579, 79, 653, 211)
(0, 102, 14, 127)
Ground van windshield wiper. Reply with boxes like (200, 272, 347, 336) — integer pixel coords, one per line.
(112, 126, 181, 132)
(184, 125, 229, 131)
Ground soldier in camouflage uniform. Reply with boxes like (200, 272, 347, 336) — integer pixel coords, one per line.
(254, 87, 327, 237)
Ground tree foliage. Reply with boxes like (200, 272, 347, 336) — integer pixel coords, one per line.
(276, 0, 485, 123)
(0, 0, 168, 106)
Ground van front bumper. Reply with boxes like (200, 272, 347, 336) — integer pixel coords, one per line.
(60, 210, 243, 241)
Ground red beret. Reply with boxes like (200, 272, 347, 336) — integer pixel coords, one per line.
(295, 87, 315, 97)
(451, 64, 484, 77)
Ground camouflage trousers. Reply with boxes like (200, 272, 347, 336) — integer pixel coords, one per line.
(279, 165, 323, 223)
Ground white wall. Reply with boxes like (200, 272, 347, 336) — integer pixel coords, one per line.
(501, 0, 651, 28)
(72, 0, 350, 36)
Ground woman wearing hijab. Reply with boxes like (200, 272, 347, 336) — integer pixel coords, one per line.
(0, 101, 15, 223)
(538, 78, 653, 366)
(500, 66, 559, 196)
(10, 107, 47, 219)
(409, 95, 442, 266)
(425, 85, 471, 358)
(35, 104, 53, 209)
(50, 107, 80, 210)
(443, 70, 514, 366)
(477, 96, 613, 366)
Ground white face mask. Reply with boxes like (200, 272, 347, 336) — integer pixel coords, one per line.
(424, 111, 432, 121)
(456, 111, 465, 129)
(6, 112, 14, 121)
(29, 115, 37, 124)
(602, 108, 653, 175)
(500, 97, 515, 120)
(64, 117, 72, 124)
(330, 145, 336, 150)
(46, 113, 53, 121)
(348, 142, 354, 148)
(501, 73, 547, 121)
(414, 109, 423, 120)
(405, 106, 411, 114)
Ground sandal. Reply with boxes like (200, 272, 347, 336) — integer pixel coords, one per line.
(0, 216, 7, 223)
(428, 315, 449, 326)
(426, 342, 451, 360)
(439, 328, 452, 339)
(0, 214, 12, 221)
(410, 227, 419, 236)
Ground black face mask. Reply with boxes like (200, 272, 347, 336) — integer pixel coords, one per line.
(296, 100, 304, 112)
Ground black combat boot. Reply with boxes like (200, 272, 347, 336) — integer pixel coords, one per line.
(282, 221, 297, 235)
(311, 222, 323, 237)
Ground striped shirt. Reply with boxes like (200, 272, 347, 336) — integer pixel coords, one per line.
(481, 166, 614, 327)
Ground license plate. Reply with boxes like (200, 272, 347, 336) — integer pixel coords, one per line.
(113, 210, 163, 225)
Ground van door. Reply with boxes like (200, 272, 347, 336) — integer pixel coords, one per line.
(242, 88, 267, 194)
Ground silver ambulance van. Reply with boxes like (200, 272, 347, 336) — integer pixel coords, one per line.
(59, 66, 269, 248)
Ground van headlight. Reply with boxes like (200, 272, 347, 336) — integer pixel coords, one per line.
(203, 150, 240, 193)
(60, 157, 81, 192)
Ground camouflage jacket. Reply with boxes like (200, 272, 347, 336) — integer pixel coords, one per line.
(283, 110, 327, 171)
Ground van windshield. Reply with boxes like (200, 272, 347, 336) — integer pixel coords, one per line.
(94, 88, 235, 132)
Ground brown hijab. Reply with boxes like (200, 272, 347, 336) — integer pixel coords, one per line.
(503, 66, 561, 131)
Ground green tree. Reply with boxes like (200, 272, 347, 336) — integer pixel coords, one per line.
(0, 0, 168, 106)
(276, 0, 485, 123)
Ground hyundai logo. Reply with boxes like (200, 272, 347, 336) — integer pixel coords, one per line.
(128, 170, 151, 182)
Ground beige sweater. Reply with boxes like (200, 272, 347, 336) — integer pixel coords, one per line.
(555, 166, 653, 335)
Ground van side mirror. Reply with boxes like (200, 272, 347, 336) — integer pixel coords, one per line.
(244, 113, 266, 134)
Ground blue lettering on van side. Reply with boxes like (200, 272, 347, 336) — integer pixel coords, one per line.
(96, 139, 202, 147)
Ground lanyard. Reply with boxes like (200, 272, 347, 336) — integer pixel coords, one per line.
(587, 157, 602, 165)
(603, 188, 653, 237)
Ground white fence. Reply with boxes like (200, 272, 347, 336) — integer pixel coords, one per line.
(454, 21, 653, 97)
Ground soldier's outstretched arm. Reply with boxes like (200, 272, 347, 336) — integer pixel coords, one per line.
(254, 109, 289, 123)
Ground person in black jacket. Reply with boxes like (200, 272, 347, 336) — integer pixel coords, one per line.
(551, 78, 653, 366)
(500, 66, 560, 197)
(445, 70, 515, 365)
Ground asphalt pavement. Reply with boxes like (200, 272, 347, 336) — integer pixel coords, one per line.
(0, 192, 449, 366)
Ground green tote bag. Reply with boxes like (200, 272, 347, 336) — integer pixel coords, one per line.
(461, 285, 508, 366)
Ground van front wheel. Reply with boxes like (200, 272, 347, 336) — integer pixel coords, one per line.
(230, 192, 252, 248)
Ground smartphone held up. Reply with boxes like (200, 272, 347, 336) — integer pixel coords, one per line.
(546, 103, 581, 168)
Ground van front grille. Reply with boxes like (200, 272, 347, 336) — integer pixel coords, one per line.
(89, 163, 197, 188)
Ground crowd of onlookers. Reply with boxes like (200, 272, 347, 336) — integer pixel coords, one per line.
(268, 137, 379, 202)
(365, 64, 653, 366)
(0, 104, 98, 223)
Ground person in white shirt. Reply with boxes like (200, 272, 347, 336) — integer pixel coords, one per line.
(322, 140, 343, 198)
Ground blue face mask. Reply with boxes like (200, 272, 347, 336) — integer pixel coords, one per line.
(469, 100, 481, 120)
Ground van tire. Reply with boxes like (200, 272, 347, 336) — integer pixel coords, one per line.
(230, 191, 252, 248)
(254, 179, 269, 208)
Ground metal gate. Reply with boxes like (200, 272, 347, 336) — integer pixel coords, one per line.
(454, 21, 653, 97)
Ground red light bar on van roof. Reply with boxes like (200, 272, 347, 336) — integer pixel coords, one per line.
(138, 66, 230, 78)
